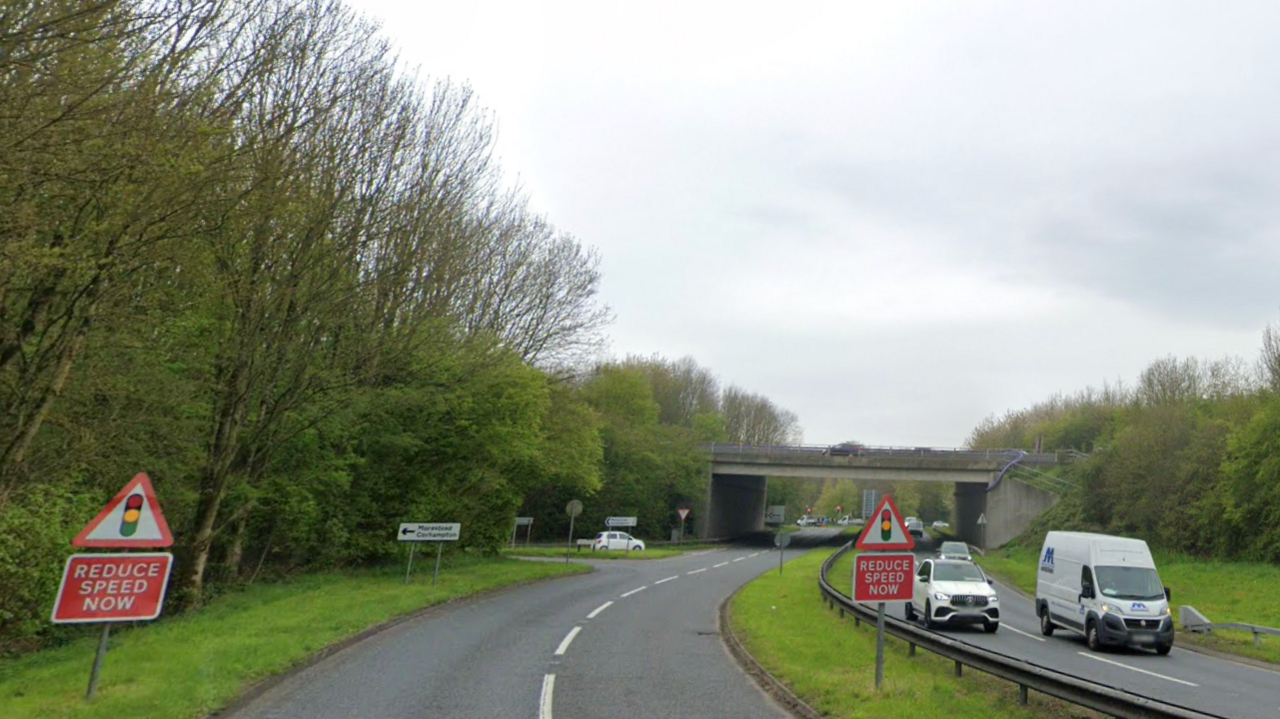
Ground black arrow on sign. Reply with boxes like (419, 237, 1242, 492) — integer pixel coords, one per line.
(401, 527, 414, 536)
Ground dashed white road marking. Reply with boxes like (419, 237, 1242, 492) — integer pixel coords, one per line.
(620, 586, 647, 598)
(539, 674, 555, 719)
(587, 601, 612, 619)
(749, 552, 761, 557)
(713, 561, 729, 568)
(1000, 623, 1046, 642)
(687, 568, 707, 575)
(655, 575, 678, 585)
(733, 557, 745, 562)
(1076, 652, 1198, 686)
(554, 627, 582, 656)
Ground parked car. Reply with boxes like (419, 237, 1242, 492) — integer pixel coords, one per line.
(937, 541, 972, 562)
(796, 516, 817, 526)
(592, 531, 645, 551)
(1036, 531, 1172, 654)
(837, 515, 863, 526)
(932, 521, 951, 530)
(906, 558, 999, 632)
(906, 518, 925, 538)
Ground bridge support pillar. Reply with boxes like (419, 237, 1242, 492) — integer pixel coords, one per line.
(704, 473, 768, 539)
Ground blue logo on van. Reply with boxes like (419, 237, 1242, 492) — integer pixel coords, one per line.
(1040, 547, 1055, 574)
(1131, 602, 1148, 613)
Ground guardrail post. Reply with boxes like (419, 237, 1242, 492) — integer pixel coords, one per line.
(908, 642, 916, 657)
(954, 660, 962, 677)
(839, 607, 844, 619)
(1255, 630, 1261, 647)
(1019, 685, 1028, 705)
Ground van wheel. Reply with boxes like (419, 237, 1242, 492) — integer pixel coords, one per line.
(1156, 643, 1172, 656)
(1086, 619, 1102, 652)
(1039, 607, 1055, 636)
(905, 602, 916, 622)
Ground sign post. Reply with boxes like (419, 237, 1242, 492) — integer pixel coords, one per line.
(57, 473, 175, 700)
(565, 500, 583, 563)
(512, 517, 533, 548)
(852, 495, 915, 691)
(977, 512, 988, 551)
(775, 532, 791, 574)
(397, 523, 461, 585)
(677, 508, 690, 544)
(605, 516, 637, 551)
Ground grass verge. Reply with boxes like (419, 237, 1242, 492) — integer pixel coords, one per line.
(977, 546, 1280, 665)
(0, 556, 588, 719)
(501, 544, 718, 560)
(727, 548, 1097, 719)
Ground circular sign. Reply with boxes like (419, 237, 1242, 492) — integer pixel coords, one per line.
(566, 500, 583, 518)
(775, 533, 792, 548)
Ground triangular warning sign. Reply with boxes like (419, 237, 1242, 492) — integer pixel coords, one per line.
(72, 473, 173, 548)
(854, 495, 915, 551)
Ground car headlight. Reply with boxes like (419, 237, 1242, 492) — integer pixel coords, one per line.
(988, 595, 998, 603)
(1161, 606, 1171, 617)
(1100, 602, 1122, 615)
(933, 592, 950, 602)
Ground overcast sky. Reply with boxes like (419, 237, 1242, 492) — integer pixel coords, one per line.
(344, 0, 1280, 447)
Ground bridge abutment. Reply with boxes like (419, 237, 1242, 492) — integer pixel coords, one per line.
(704, 474, 768, 539)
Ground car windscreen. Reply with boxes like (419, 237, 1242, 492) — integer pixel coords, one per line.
(940, 542, 968, 554)
(1095, 565, 1164, 600)
(932, 563, 985, 583)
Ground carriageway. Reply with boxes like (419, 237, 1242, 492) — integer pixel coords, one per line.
(699, 444, 1072, 549)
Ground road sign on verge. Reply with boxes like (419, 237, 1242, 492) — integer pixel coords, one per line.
(977, 513, 988, 525)
(774, 533, 791, 548)
(855, 495, 915, 551)
(764, 505, 786, 524)
(853, 553, 914, 602)
(72, 473, 173, 548)
(52, 553, 174, 623)
(677, 508, 690, 521)
(605, 516, 637, 528)
(397, 523, 461, 541)
(514, 517, 533, 526)
(566, 500, 583, 518)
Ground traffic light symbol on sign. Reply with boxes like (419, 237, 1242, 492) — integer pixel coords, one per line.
(880, 509, 892, 540)
(121, 494, 144, 537)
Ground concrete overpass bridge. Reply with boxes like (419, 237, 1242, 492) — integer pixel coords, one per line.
(699, 444, 1075, 549)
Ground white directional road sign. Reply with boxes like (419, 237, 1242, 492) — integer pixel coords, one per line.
(514, 517, 533, 526)
(765, 505, 786, 524)
(605, 516, 637, 527)
(397, 523, 461, 542)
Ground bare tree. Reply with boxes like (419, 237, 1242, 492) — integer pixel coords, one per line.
(721, 385, 802, 445)
(1262, 320, 1280, 391)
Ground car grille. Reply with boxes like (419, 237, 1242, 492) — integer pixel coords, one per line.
(1124, 618, 1162, 630)
(949, 595, 989, 607)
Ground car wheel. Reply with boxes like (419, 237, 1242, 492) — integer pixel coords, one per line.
(1039, 607, 1055, 636)
(904, 602, 916, 622)
(1086, 619, 1102, 652)
(630, 545, 642, 551)
(985, 622, 999, 634)
(924, 600, 938, 630)
(1156, 643, 1172, 656)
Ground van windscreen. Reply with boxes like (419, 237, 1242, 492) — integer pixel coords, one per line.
(1095, 565, 1163, 600)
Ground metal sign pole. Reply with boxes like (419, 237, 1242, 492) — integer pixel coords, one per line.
(510, 520, 518, 549)
(527, 519, 533, 547)
(432, 542, 444, 586)
(405, 543, 416, 584)
(679, 517, 685, 544)
(566, 514, 575, 564)
(875, 601, 886, 690)
(86, 624, 110, 699)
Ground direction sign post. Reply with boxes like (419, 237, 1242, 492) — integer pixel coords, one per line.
(396, 523, 461, 585)
(605, 516, 638, 551)
(764, 505, 785, 525)
(512, 517, 533, 548)
(775, 532, 791, 574)
(565, 500, 583, 564)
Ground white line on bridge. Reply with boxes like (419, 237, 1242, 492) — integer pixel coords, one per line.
(620, 586, 647, 598)
(687, 568, 707, 575)
(655, 575, 679, 585)
(554, 627, 582, 656)
(713, 561, 729, 568)
(999, 623, 1045, 642)
(539, 674, 555, 719)
(587, 601, 612, 619)
(1076, 652, 1198, 686)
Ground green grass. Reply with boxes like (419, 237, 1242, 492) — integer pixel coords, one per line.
(0, 557, 588, 719)
(976, 546, 1280, 664)
(727, 549, 1093, 719)
(501, 544, 719, 560)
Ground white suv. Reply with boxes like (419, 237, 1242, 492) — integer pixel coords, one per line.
(593, 532, 645, 551)
(906, 558, 999, 633)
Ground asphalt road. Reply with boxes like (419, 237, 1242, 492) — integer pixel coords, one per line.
(225, 529, 845, 719)
(857, 536, 1280, 719)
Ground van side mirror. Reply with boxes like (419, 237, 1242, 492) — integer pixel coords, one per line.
(1164, 587, 1171, 602)
(1080, 586, 1094, 600)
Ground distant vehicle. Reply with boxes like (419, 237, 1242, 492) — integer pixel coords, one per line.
(823, 442, 863, 457)
(937, 541, 972, 562)
(906, 518, 925, 538)
(796, 516, 818, 527)
(906, 558, 999, 633)
(837, 515, 863, 526)
(593, 531, 645, 551)
(1036, 531, 1172, 655)
(932, 521, 951, 530)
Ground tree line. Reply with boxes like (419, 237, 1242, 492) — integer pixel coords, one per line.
(967, 319, 1280, 561)
(0, 0, 802, 652)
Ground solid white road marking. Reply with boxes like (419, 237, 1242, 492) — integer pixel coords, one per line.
(539, 674, 555, 719)
(687, 568, 707, 575)
(1076, 652, 1198, 686)
(1000, 623, 1046, 642)
(713, 561, 729, 568)
(554, 627, 582, 656)
(587, 601, 612, 619)
(620, 586, 647, 598)
(733, 557, 745, 562)
(655, 575, 678, 585)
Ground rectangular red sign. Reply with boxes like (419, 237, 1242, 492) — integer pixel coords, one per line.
(51, 553, 174, 624)
(854, 552, 915, 602)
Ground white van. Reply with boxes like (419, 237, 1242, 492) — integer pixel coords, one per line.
(1035, 532, 1173, 654)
